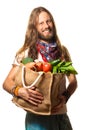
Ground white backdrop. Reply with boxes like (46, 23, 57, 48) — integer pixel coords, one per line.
(0, 0, 87, 130)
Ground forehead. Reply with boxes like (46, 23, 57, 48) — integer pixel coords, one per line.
(38, 11, 51, 22)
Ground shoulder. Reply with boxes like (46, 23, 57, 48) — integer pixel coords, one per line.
(13, 48, 29, 65)
(61, 45, 72, 61)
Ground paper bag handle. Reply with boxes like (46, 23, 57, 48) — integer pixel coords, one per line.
(21, 66, 43, 88)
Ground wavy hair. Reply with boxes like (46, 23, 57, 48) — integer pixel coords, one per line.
(16, 6, 70, 61)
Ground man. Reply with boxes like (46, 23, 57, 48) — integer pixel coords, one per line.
(3, 6, 77, 130)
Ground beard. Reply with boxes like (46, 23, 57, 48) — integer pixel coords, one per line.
(38, 28, 55, 42)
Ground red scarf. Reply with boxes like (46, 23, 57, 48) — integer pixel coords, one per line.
(36, 41, 61, 62)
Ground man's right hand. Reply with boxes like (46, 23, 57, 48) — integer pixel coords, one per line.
(18, 86, 44, 106)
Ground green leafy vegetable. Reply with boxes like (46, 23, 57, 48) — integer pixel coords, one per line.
(49, 59, 61, 66)
(51, 59, 78, 75)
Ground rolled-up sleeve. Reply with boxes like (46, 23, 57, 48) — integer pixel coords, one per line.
(13, 49, 29, 66)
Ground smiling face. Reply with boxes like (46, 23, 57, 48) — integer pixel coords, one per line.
(36, 11, 55, 43)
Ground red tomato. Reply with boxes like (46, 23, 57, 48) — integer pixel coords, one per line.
(43, 62, 52, 72)
(35, 62, 43, 71)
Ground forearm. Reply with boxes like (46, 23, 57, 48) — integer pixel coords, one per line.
(3, 66, 19, 95)
(63, 74, 77, 102)
(3, 77, 16, 94)
(66, 78, 77, 95)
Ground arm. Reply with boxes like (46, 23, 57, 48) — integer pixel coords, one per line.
(3, 65, 19, 94)
(3, 65, 43, 106)
(64, 74, 77, 102)
(51, 74, 77, 113)
(62, 46, 78, 101)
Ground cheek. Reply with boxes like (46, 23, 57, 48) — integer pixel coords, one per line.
(36, 25, 42, 33)
(49, 24, 54, 31)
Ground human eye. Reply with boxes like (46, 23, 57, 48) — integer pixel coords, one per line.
(39, 22, 44, 26)
(47, 19, 52, 24)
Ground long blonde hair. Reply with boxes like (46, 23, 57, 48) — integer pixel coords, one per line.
(16, 6, 71, 61)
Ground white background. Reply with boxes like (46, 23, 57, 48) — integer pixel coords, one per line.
(0, 0, 87, 130)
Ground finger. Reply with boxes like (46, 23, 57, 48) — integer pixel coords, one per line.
(28, 89, 44, 98)
(28, 99, 38, 106)
(32, 93, 44, 100)
(30, 86, 36, 90)
(28, 97, 42, 104)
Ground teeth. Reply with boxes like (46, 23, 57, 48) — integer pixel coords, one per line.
(44, 30, 50, 32)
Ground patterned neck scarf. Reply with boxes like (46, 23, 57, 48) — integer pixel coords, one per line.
(36, 41, 61, 62)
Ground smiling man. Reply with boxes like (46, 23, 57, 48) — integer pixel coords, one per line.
(3, 6, 77, 130)
(36, 11, 55, 42)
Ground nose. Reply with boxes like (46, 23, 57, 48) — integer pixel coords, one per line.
(44, 22, 49, 28)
